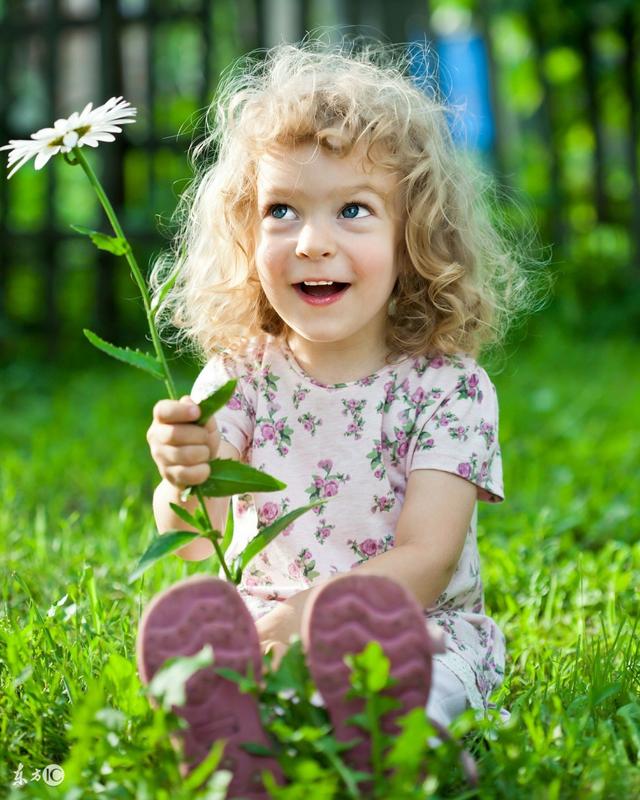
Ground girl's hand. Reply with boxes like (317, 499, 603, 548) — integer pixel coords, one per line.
(146, 395, 221, 490)
(261, 639, 288, 671)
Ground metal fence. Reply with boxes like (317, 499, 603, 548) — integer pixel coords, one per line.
(1, 0, 638, 360)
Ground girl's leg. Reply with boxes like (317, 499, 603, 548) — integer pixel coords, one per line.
(425, 658, 468, 745)
(301, 574, 441, 773)
(136, 575, 282, 798)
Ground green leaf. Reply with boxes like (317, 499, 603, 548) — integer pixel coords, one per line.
(71, 224, 130, 255)
(617, 703, 640, 757)
(193, 507, 210, 531)
(263, 638, 310, 696)
(128, 531, 201, 582)
(383, 707, 431, 771)
(83, 329, 164, 380)
(183, 739, 227, 792)
(346, 641, 392, 693)
(240, 742, 277, 757)
(220, 496, 235, 556)
(151, 268, 179, 317)
(196, 379, 237, 427)
(214, 666, 257, 693)
(147, 644, 214, 709)
(169, 502, 202, 531)
(195, 459, 287, 498)
(230, 557, 244, 585)
(237, 500, 327, 570)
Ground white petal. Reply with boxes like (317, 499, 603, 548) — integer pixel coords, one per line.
(34, 148, 58, 170)
(89, 125, 123, 134)
(1, 141, 42, 172)
(31, 127, 59, 141)
(6, 149, 40, 177)
(7, 146, 38, 164)
(0, 139, 32, 151)
(4, 97, 137, 163)
(81, 132, 115, 145)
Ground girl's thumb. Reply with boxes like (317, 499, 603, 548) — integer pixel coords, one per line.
(179, 394, 201, 421)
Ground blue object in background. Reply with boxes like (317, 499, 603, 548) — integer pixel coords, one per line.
(436, 32, 494, 152)
(407, 32, 494, 153)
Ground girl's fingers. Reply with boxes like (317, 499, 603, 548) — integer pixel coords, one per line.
(158, 444, 211, 467)
(149, 422, 208, 447)
(148, 396, 217, 489)
(263, 640, 287, 671)
(153, 397, 200, 424)
(165, 462, 211, 489)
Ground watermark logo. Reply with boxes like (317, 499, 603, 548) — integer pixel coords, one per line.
(13, 763, 65, 788)
(43, 764, 65, 786)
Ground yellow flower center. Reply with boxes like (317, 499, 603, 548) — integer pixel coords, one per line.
(49, 125, 91, 148)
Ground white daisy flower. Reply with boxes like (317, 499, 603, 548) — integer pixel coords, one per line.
(0, 96, 137, 178)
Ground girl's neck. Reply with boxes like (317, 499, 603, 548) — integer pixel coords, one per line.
(285, 334, 393, 385)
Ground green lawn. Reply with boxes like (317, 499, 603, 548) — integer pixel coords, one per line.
(1, 324, 639, 798)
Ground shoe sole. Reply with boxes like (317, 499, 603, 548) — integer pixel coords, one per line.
(136, 575, 282, 798)
(301, 574, 435, 773)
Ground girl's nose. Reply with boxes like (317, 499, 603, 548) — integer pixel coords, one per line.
(295, 220, 336, 260)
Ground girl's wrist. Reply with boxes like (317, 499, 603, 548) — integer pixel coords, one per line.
(158, 478, 192, 503)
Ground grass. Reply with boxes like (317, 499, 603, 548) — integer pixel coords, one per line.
(1, 322, 639, 798)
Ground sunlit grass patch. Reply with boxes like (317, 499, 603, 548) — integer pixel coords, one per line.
(1, 330, 639, 797)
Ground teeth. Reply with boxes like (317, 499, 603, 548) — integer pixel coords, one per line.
(303, 280, 334, 286)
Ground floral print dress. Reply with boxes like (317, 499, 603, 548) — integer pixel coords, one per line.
(191, 334, 506, 712)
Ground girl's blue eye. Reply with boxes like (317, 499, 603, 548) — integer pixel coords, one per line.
(270, 204, 290, 219)
(341, 203, 369, 219)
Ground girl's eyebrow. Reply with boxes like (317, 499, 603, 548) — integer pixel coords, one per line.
(261, 182, 390, 200)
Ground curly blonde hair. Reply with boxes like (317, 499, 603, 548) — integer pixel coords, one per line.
(151, 37, 548, 364)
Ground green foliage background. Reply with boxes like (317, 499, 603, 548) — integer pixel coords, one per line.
(1, 324, 639, 796)
(1, 0, 640, 358)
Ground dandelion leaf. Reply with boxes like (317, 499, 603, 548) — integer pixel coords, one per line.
(83, 329, 164, 380)
(71, 224, 130, 255)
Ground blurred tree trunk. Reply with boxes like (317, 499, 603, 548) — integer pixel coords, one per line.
(578, 14, 608, 223)
(97, 0, 122, 341)
(621, 7, 640, 269)
(477, 0, 509, 183)
(527, 7, 567, 252)
(382, 0, 413, 41)
(44, 0, 60, 360)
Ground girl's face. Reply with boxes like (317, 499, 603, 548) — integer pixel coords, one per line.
(254, 142, 403, 364)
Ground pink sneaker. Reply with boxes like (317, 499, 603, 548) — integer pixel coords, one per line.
(301, 574, 442, 773)
(136, 575, 283, 798)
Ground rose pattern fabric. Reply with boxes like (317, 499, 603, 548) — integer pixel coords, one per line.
(191, 334, 506, 712)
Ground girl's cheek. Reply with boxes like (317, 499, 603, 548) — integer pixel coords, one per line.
(256, 240, 287, 278)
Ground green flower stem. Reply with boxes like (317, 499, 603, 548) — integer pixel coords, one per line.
(73, 147, 177, 400)
(194, 485, 234, 582)
(368, 697, 384, 788)
(73, 147, 234, 583)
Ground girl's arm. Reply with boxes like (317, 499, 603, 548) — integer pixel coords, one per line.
(255, 469, 477, 651)
(344, 468, 477, 607)
(147, 392, 242, 561)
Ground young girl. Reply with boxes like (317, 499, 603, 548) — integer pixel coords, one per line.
(138, 39, 534, 796)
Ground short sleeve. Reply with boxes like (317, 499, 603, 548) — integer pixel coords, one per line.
(190, 351, 256, 462)
(406, 363, 504, 503)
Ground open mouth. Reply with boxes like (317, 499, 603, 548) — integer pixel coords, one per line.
(295, 281, 350, 298)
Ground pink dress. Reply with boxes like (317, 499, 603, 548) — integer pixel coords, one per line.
(191, 333, 506, 712)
